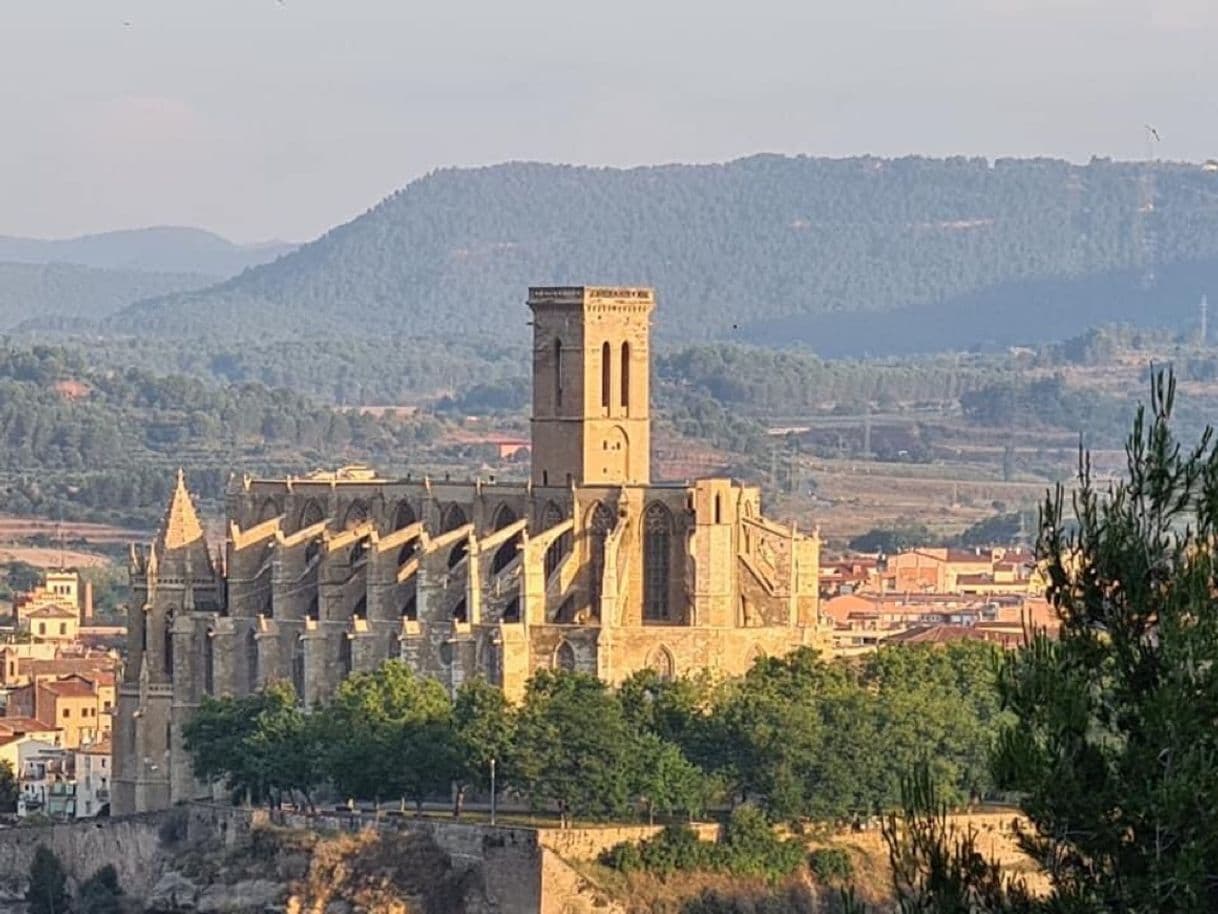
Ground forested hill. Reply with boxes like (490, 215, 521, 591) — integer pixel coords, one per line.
(0, 227, 295, 278)
(0, 262, 212, 330)
(106, 155, 1218, 352)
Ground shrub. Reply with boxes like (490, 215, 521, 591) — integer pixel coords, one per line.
(600, 840, 643, 873)
(26, 846, 69, 914)
(808, 846, 853, 884)
(79, 865, 122, 914)
(718, 807, 805, 881)
(639, 825, 712, 875)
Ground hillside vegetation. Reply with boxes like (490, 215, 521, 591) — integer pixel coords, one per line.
(0, 262, 210, 330)
(103, 155, 1218, 352)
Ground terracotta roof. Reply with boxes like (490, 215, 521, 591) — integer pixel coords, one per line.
(956, 573, 994, 586)
(0, 716, 59, 734)
(24, 605, 78, 619)
(886, 624, 991, 644)
(40, 678, 97, 698)
(80, 737, 111, 755)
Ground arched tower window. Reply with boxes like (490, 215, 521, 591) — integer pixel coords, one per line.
(246, 628, 259, 692)
(554, 640, 576, 671)
(291, 638, 306, 703)
(257, 498, 280, 524)
(644, 503, 673, 622)
(587, 502, 615, 610)
(163, 608, 175, 677)
(601, 341, 611, 410)
(714, 494, 723, 525)
(553, 338, 564, 410)
(620, 342, 630, 410)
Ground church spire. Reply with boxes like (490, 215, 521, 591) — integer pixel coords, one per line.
(159, 468, 205, 551)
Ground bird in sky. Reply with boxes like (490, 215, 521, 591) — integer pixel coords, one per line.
(1146, 124, 1161, 143)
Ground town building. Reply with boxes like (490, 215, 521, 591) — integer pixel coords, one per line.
(113, 285, 827, 815)
(6, 673, 113, 749)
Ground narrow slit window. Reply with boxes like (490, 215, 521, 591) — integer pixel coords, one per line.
(601, 341, 611, 410)
(620, 342, 630, 410)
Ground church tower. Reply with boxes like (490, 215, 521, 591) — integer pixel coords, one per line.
(112, 470, 220, 815)
(528, 286, 653, 487)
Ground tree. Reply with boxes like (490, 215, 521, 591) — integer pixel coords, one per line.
(509, 670, 635, 826)
(26, 846, 69, 914)
(78, 865, 123, 914)
(0, 759, 18, 812)
(873, 371, 1218, 912)
(318, 660, 452, 810)
(630, 732, 709, 824)
(452, 676, 515, 817)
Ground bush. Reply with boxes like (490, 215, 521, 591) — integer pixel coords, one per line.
(26, 846, 69, 914)
(600, 840, 643, 873)
(639, 825, 713, 875)
(79, 865, 122, 914)
(808, 846, 853, 884)
(719, 807, 804, 881)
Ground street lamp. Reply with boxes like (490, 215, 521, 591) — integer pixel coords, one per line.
(489, 757, 497, 826)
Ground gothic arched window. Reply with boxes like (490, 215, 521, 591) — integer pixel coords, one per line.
(343, 500, 369, 531)
(644, 503, 673, 621)
(163, 608, 175, 677)
(553, 338, 564, 410)
(555, 640, 576, 671)
(491, 504, 519, 574)
(204, 631, 215, 696)
(393, 500, 416, 531)
(441, 503, 468, 534)
(298, 499, 324, 531)
(587, 502, 615, 610)
(292, 638, 306, 703)
(246, 628, 259, 692)
(647, 645, 675, 681)
(541, 501, 570, 581)
(339, 634, 353, 677)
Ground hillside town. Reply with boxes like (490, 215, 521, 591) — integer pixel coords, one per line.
(0, 567, 121, 819)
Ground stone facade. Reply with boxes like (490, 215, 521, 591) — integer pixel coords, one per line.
(112, 285, 826, 816)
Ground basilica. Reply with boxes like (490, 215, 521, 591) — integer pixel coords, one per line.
(112, 286, 826, 815)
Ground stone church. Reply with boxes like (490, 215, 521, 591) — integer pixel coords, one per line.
(112, 286, 825, 815)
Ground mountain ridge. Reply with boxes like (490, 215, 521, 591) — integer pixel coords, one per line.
(0, 226, 296, 278)
(92, 155, 1218, 351)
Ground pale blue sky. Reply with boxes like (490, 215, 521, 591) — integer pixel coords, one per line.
(2, 0, 1216, 242)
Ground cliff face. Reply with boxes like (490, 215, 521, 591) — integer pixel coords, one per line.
(149, 826, 493, 914)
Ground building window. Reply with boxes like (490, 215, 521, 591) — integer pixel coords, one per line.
(39, 624, 46, 636)
(204, 634, 215, 696)
(587, 502, 614, 610)
(62, 708, 69, 719)
(620, 342, 630, 410)
(59, 623, 66, 636)
(644, 503, 673, 621)
(553, 338, 563, 409)
(164, 610, 174, 677)
(601, 342, 611, 410)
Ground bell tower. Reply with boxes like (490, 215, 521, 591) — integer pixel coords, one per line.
(528, 286, 653, 487)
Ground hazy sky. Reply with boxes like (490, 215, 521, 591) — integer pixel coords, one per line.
(2, 0, 1217, 242)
